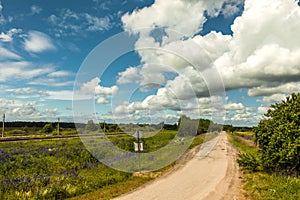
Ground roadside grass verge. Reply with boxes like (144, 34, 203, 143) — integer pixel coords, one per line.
(68, 177, 151, 200)
(229, 132, 300, 200)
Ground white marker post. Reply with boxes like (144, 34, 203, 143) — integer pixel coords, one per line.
(133, 130, 143, 171)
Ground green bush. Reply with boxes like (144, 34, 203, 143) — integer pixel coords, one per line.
(42, 123, 54, 134)
(254, 93, 300, 175)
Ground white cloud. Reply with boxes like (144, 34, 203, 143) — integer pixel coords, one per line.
(221, 0, 244, 18)
(0, 28, 22, 42)
(224, 102, 244, 111)
(31, 5, 42, 15)
(121, 0, 300, 103)
(47, 9, 112, 37)
(47, 70, 72, 78)
(0, 1, 5, 24)
(0, 46, 22, 60)
(45, 90, 74, 101)
(85, 13, 111, 31)
(24, 31, 56, 53)
(257, 105, 269, 114)
(122, 0, 207, 36)
(248, 82, 300, 97)
(80, 77, 100, 94)
(96, 97, 109, 104)
(115, 0, 300, 126)
(12, 88, 37, 95)
(0, 96, 61, 121)
(113, 87, 198, 117)
(28, 78, 74, 87)
(228, 112, 258, 122)
(44, 108, 58, 116)
(258, 93, 288, 103)
(9, 102, 40, 117)
(117, 67, 141, 84)
(0, 98, 22, 108)
(119, 1, 235, 99)
(0, 61, 54, 82)
(80, 77, 119, 95)
(212, 0, 300, 97)
(95, 85, 118, 95)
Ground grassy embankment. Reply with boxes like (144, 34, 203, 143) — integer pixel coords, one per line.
(229, 131, 300, 200)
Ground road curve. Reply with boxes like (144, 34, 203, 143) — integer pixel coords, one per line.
(113, 132, 242, 200)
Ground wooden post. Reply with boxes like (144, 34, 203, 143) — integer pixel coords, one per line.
(57, 117, 60, 135)
(137, 130, 141, 171)
(103, 120, 106, 133)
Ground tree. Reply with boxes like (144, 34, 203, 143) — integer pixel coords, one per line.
(42, 123, 54, 134)
(254, 93, 300, 175)
(85, 120, 98, 132)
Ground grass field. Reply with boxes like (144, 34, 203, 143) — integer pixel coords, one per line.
(0, 130, 208, 199)
(229, 132, 300, 200)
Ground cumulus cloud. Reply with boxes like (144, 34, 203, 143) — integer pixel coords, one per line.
(257, 105, 269, 114)
(248, 82, 300, 97)
(120, 0, 300, 117)
(0, 100, 59, 120)
(113, 88, 181, 115)
(224, 102, 244, 111)
(117, 67, 141, 84)
(0, 28, 22, 42)
(96, 97, 109, 104)
(121, 0, 300, 104)
(258, 93, 288, 103)
(122, 0, 207, 36)
(24, 31, 56, 53)
(216, 0, 300, 93)
(81, 77, 119, 95)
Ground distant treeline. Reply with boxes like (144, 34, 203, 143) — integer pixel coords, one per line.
(4, 121, 86, 129)
(4, 119, 252, 133)
(223, 124, 253, 132)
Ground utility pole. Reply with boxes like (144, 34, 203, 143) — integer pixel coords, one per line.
(103, 120, 106, 133)
(57, 117, 60, 135)
(2, 114, 4, 137)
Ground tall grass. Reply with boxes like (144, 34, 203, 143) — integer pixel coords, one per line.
(229, 133, 300, 200)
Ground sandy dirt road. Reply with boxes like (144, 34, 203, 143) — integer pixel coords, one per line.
(113, 132, 243, 200)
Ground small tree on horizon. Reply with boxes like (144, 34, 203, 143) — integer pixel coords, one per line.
(85, 120, 99, 132)
(42, 123, 54, 134)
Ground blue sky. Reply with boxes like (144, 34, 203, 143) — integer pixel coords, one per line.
(0, 0, 300, 126)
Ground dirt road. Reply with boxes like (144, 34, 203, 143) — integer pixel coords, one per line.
(113, 132, 243, 200)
